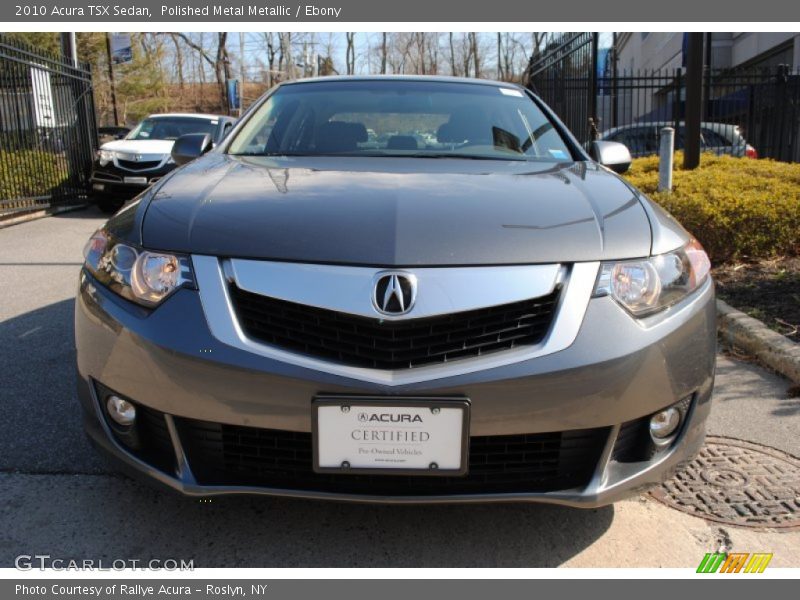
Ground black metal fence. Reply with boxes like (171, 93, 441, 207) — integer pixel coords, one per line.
(527, 33, 800, 162)
(595, 66, 800, 161)
(0, 34, 97, 218)
(527, 33, 600, 145)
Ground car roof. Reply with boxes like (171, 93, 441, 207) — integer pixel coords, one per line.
(279, 74, 525, 90)
(601, 121, 740, 137)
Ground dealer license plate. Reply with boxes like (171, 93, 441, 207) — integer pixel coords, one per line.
(123, 176, 148, 185)
(313, 398, 470, 475)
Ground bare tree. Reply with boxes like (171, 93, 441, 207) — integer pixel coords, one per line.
(531, 32, 547, 58)
(461, 35, 472, 77)
(96, 31, 541, 118)
(468, 33, 480, 78)
(448, 33, 457, 76)
(169, 34, 185, 91)
(495, 33, 531, 82)
(398, 34, 415, 74)
(261, 32, 278, 87)
(278, 33, 295, 80)
(380, 32, 387, 74)
(497, 33, 503, 80)
(428, 34, 440, 75)
(167, 32, 229, 110)
(323, 33, 336, 71)
(216, 33, 232, 110)
(345, 32, 355, 75)
(195, 33, 204, 107)
(412, 33, 423, 75)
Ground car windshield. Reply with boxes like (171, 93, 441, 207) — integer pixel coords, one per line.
(126, 116, 218, 141)
(227, 80, 574, 162)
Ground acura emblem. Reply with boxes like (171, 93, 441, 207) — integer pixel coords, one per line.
(134, 154, 142, 162)
(373, 272, 417, 316)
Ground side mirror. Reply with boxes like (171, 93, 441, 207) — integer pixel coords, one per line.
(589, 141, 632, 174)
(171, 133, 213, 166)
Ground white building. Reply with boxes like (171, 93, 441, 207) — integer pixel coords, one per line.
(615, 32, 800, 73)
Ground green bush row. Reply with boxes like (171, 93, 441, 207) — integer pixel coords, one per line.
(624, 152, 800, 263)
(0, 150, 70, 202)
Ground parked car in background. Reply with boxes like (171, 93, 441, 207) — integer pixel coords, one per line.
(91, 113, 237, 213)
(76, 76, 715, 506)
(600, 121, 757, 159)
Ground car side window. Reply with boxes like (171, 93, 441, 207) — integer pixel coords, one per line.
(701, 128, 728, 147)
(621, 129, 640, 154)
(620, 127, 657, 156)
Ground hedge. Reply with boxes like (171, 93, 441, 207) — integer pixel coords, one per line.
(624, 152, 800, 264)
(0, 150, 70, 201)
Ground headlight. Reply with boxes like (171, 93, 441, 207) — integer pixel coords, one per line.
(96, 149, 114, 166)
(594, 239, 711, 317)
(82, 229, 195, 307)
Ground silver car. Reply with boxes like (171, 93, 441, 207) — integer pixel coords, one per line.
(75, 76, 715, 505)
(601, 121, 757, 158)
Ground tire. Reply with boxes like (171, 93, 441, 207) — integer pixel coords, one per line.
(96, 195, 124, 214)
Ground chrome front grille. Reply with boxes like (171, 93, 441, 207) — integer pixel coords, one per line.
(229, 285, 561, 370)
(191, 256, 597, 384)
(116, 159, 162, 171)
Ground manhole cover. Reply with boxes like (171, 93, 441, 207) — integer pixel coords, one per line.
(650, 436, 800, 529)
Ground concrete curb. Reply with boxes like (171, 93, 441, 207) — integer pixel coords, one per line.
(717, 299, 800, 384)
(0, 204, 88, 229)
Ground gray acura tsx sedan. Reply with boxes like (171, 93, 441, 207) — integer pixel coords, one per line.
(75, 76, 715, 505)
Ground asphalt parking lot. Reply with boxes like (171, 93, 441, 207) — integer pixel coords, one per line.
(1, 207, 799, 568)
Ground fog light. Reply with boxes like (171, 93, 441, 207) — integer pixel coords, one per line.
(106, 395, 136, 427)
(649, 407, 681, 440)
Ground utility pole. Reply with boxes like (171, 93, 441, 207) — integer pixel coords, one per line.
(104, 33, 120, 126)
(588, 32, 599, 142)
(704, 32, 713, 119)
(683, 32, 704, 170)
(238, 32, 246, 117)
(60, 32, 78, 67)
(61, 32, 95, 192)
(611, 32, 618, 128)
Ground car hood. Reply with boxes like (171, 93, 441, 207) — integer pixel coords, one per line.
(101, 139, 175, 157)
(140, 154, 652, 266)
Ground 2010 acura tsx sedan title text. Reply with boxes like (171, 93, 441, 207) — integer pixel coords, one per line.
(75, 76, 715, 505)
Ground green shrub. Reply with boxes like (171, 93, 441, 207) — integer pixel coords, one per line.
(0, 149, 70, 202)
(624, 152, 800, 263)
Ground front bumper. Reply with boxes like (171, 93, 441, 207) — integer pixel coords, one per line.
(75, 266, 716, 505)
(90, 162, 176, 199)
